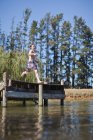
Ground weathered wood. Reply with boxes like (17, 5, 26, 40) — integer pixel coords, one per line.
(11, 80, 38, 92)
(0, 79, 65, 106)
(8, 78, 12, 86)
(0, 81, 4, 91)
(6, 91, 38, 99)
(43, 94, 65, 99)
(11, 80, 64, 91)
(39, 84, 43, 106)
(61, 80, 64, 85)
(60, 99, 64, 106)
(2, 72, 7, 107)
(6, 80, 65, 104)
(6, 91, 65, 99)
(44, 99, 48, 106)
(1, 108, 6, 137)
(23, 100, 26, 106)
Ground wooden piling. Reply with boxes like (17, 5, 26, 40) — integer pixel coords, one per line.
(2, 108, 6, 137)
(39, 84, 43, 106)
(2, 72, 7, 107)
(60, 99, 64, 106)
(44, 99, 48, 106)
(8, 78, 12, 86)
(60, 80, 64, 106)
(23, 100, 26, 106)
(61, 80, 64, 85)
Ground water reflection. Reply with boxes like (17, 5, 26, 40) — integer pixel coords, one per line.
(0, 101, 93, 140)
(34, 107, 43, 140)
(1, 107, 6, 138)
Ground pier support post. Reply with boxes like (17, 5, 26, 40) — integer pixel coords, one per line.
(23, 100, 26, 106)
(61, 80, 64, 85)
(8, 77, 12, 86)
(44, 99, 48, 106)
(60, 99, 64, 106)
(2, 72, 7, 107)
(39, 84, 43, 106)
(60, 80, 64, 106)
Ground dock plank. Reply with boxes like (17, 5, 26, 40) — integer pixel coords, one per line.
(6, 91, 65, 99)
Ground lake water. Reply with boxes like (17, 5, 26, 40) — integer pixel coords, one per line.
(0, 100, 93, 140)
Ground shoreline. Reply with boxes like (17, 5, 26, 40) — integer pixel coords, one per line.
(64, 88, 93, 100)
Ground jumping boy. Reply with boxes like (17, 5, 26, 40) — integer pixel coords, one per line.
(21, 44, 42, 83)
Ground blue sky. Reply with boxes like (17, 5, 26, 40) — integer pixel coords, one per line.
(0, 0, 93, 34)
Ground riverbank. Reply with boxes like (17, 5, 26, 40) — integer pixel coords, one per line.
(65, 88, 93, 100)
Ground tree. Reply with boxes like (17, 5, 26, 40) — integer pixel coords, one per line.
(44, 13, 51, 81)
(50, 14, 63, 82)
(22, 8, 31, 51)
(37, 19, 45, 80)
(60, 21, 72, 86)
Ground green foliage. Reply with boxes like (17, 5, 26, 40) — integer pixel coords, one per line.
(0, 48, 9, 80)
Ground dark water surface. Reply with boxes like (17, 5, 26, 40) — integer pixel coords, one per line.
(0, 100, 93, 140)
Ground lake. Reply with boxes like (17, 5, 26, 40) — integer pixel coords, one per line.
(0, 100, 93, 140)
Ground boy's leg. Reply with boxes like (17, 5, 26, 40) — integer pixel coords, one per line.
(34, 70, 42, 83)
(21, 71, 28, 77)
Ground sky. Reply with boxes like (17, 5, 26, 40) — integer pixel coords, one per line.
(0, 0, 93, 34)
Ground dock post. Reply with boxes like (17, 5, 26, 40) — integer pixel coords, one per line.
(0, 91, 2, 105)
(2, 72, 7, 107)
(60, 80, 64, 106)
(1, 107, 6, 138)
(8, 76, 11, 86)
(44, 99, 48, 106)
(60, 99, 64, 106)
(39, 84, 43, 106)
(23, 100, 26, 106)
(61, 80, 64, 85)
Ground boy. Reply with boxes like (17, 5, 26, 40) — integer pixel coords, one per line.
(21, 44, 42, 83)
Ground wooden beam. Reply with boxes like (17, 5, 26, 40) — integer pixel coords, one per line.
(39, 84, 43, 106)
(2, 72, 7, 107)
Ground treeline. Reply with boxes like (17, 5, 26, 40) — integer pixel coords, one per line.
(0, 8, 93, 88)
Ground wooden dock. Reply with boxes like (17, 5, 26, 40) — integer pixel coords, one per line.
(0, 72, 65, 107)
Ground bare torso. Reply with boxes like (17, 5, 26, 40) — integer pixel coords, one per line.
(28, 49, 36, 62)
